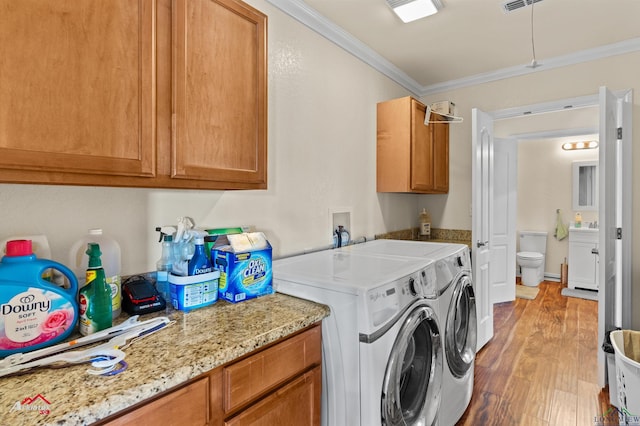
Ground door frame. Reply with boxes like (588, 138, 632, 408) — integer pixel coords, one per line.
(474, 89, 632, 385)
(490, 91, 632, 328)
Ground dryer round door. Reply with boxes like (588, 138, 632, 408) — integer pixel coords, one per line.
(381, 303, 442, 426)
(445, 274, 477, 378)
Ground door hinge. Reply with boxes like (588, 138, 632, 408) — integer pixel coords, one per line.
(617, 127, 623, 139)
(617, 228, 622, 240)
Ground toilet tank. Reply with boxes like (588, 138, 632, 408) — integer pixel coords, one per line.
(519, 231, 548, 254)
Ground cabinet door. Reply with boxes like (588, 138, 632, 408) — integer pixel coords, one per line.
(431, 118, 449, 193)
(102, 377, 209, 426)
(0, 0, 156, 179)
(223, 323, 321, 412)
(224, 367, 321, 426)
(569, 241, 598, 290)
(410, 100, 434, 191)
(173, 0, 267, 187)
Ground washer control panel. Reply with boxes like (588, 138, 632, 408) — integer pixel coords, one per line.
(366, 266, 434, 329)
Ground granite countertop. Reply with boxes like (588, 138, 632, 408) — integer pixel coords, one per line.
(0, 293, 329, 425)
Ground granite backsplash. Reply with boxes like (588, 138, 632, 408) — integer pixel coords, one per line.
(375, 228, 472, 246)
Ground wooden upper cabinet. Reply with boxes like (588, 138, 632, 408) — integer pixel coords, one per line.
(0, 0, 267, 190)
(172, 0, 267, 187)
(0, 0, 156, 178)
(377, 96, 449, 194)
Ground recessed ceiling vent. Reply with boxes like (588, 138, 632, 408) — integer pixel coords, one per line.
(502, 0, 543, 13)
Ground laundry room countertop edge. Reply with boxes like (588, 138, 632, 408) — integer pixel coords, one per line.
(0, 293, 330, 425)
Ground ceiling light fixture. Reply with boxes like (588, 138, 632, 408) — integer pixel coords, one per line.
(387, 0, 443, 23)
(562, 141, 599, 151)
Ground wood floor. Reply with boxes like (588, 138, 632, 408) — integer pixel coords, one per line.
(456, 281, 618, 426)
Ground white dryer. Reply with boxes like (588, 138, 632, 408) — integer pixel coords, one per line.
(341, 240, 477, 426)
(274, 249, 443, 426)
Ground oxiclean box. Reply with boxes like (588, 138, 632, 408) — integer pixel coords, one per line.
(212, 232, 273, 303)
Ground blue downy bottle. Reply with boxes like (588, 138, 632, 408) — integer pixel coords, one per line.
(0, 239, 79, 356)
(188, 232, 213, 276)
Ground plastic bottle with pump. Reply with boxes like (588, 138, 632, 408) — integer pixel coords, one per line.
(79, 243, 112, 336)
(419, 208, 432, 238)
(575, 212, 582, 228)
(188, 231, 213, 276)
(69, 229, 122, 319)
(155, 226, 177, 303)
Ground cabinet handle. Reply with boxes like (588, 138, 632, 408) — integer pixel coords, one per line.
(591, 248, 599, 255)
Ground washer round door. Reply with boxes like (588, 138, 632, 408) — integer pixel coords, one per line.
(381, 303, 442, 426)
(445, 273, 477, 378)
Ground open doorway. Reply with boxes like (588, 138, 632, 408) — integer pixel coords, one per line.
(494, 107, 600, 291)
(471, 88, 633, 387)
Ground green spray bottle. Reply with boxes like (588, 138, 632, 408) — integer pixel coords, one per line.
(79, 243, 112, 336)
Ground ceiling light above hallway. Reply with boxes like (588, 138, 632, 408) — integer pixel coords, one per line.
(386, 0, 443, 23)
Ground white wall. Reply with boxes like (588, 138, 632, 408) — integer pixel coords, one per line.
(0, 1, 419, 274)
(516, 137, 599, 276)
(418, 52, 640, 327)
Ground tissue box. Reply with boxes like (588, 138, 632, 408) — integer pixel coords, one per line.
(169, 270, 220, 312)
(212, 232, 273, 303)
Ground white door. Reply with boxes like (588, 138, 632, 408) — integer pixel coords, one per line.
(472, 108, 494, 351)
(491, 138, 517, 303)
(597, 87, 633, 386)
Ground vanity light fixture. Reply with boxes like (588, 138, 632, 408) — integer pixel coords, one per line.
(562, 141, 599, 151)
(387, 0, 443, 23)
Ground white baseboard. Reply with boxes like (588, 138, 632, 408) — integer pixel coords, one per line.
(516, 272, 561, 282)
(545, 274, 561, 283)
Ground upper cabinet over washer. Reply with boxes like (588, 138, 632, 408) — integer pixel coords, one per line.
(0, 0, 267, 190)
(376, 96, 449, 194)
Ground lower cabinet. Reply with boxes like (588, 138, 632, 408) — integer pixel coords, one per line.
(223, 367, 321, 426)
(100, 324, 321, 426)
(102, 378, 209, 426)
(568, 229, 599, 291)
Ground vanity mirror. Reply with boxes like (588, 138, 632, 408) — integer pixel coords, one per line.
(572, 160, 598, 211)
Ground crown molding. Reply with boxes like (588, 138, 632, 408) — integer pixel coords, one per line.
(266, 0, 640, 97)
(421, 38, 640, 95)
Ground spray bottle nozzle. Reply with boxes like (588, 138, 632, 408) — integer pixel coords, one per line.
(155, 226, 177, 243)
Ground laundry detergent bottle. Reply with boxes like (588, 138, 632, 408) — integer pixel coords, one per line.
(78, 243, 112, 336)
(0, 239, 79, 357)
(187, 232, 213, 276)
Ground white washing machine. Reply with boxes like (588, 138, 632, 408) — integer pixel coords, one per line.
(274, 249, 443, 426)
(341, 240, 477, 426)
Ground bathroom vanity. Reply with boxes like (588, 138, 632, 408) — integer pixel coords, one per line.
(568, 227, 599, 291)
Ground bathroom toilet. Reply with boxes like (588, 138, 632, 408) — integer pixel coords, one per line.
(516, 231, 548, 287)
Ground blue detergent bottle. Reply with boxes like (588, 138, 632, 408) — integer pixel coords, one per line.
(188, 231, 213, 276)
(0, 239, 79, 357)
